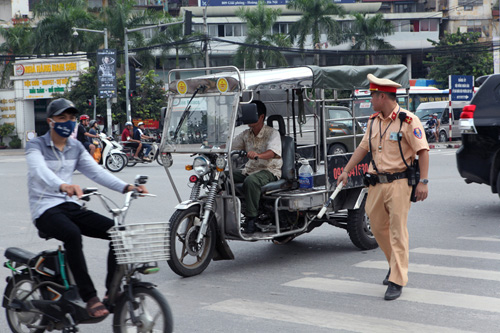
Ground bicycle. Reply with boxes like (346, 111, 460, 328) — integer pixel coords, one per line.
(3, 175, 173, 332)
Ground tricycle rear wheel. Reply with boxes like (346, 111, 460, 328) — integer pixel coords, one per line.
(167, 206, 216, 277)
(346, 196, 378, 250)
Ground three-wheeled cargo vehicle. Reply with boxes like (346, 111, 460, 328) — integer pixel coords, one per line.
(158, 65, 410, 277)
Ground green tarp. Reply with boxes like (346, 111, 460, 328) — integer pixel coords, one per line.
(308, 65, 410, 90)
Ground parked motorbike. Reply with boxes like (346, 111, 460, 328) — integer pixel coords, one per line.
(92, 133, 127, 172)
(3, 176, 173, 333)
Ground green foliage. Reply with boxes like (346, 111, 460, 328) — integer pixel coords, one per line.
(0, 24, 33, 88)
(287, 0, 345, 50)
(0, 123, 15, 145)
(346, 12, 397, 65)
(57, 67, 167, 127)
(235, 0, 291, 69)
(8, 135, 22, 149)
(424, 31, 493, 88)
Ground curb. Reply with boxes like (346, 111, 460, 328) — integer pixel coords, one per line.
(0, 149, 24, 156)
(428, 143, 461, 149)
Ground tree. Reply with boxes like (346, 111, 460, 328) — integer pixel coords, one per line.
(0, 23, 34, 88)
(32, 0, 94, 55)
(424, 31, 493, 88)
(346, 12, 396, 65)
(234, 0, 290, 69)
(287, 0, 345, 65)
(57, 66, 167, 127)
(149, 17, 202, 72)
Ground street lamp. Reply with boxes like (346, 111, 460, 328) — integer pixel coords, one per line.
(72, 27, 113, 134)
(124, 18, 189, 122)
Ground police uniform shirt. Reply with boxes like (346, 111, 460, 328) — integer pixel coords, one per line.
(359, 105, 429, 174)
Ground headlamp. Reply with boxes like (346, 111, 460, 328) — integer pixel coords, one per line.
(193, 156, 210, 176)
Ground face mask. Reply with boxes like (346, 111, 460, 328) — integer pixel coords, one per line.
(50, 118, 76, 138)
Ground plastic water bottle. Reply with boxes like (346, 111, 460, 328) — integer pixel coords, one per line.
(298, 159, 313, 190)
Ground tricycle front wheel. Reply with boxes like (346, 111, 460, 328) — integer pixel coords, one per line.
(347, 196, 378, 250)
(167, 206, 216, 277)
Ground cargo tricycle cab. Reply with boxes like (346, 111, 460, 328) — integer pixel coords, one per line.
(159, 65, 410, 277)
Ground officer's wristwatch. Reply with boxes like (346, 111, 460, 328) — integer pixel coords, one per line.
(419, 179, 429, 185)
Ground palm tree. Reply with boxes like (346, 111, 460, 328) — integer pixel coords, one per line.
(0, 23, 34, 88)
(347, 12, 396, 65)
(97, 0, 165, 73)
(287, 0, 345, 65)
(235, 0, 290, 69)
(32, 0, 94, 55)
(149, 16, 203, 73)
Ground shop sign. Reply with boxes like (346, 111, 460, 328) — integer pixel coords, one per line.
(23, 78, 72, 99)
(0, 96, 16, 120)
(15, 62, 78, 76)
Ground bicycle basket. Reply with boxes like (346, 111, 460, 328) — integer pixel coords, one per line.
(108, 222, 170, 264)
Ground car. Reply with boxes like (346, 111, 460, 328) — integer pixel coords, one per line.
(415, 101, 465, 142)
(325, 106, 365, 155)
(456, 74, 500, 196)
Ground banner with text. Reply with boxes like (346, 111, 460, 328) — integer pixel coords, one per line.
(449, 75, 474, 102)
(97, 49, 117, 99)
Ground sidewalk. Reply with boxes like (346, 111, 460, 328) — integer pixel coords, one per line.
(0, 149, 24, 156)
(428, 141, 461, 149)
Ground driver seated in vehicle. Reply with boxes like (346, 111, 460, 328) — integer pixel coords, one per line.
(232, 100, 282, 233)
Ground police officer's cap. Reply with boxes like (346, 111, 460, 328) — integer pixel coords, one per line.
(367, 74, 402, 93)
(47, 98, 78, 118)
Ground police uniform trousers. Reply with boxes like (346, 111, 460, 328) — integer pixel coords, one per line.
(365, 178, 412, 286)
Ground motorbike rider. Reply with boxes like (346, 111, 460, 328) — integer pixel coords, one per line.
(88, 119, 100, 136)
(231, 100, 282, 233)
(77, 115, 98, 156)
(26, 98, 148, 319)
(425, 113, 438, 141)
(121, 121, 143, 161)
(134, 122, 153, 161)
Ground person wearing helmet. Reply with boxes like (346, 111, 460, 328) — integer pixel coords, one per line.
(121, 121, 142, 161)
(133, 122, 153, 161)
(25, 98, 148, 318)
(77, 114, 98, 156)
(425, 113, 438, 141)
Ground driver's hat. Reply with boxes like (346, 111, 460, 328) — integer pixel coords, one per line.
(367, 74, 401, 93)
(138, 121, 144, 126)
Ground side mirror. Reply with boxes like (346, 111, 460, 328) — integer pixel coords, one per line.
(237, 103, 259, 126)
(160, 106, 167, 128)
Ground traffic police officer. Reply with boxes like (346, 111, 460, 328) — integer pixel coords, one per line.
(338, 74, 429, 300)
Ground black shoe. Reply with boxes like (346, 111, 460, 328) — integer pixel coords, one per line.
(383, 269, 391, 285)
(243, 217, 256, 233)
(384, 282, 403, 301)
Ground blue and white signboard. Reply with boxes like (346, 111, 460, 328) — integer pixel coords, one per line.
(449, 75, 474, 102)
(199, 0, 353, 6)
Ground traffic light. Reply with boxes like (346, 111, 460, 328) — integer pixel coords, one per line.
(184, 10, 192, 36)
(87, 99, 93, 107)
(129, 90, 137, 99)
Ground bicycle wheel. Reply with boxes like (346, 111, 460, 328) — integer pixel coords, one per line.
(113, 286, 173, 333)
(5, 275, 47, 333)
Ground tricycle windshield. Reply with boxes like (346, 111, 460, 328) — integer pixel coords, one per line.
(162, 93, 238, 153)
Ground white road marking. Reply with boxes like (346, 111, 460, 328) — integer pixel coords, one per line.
(458, 236, 500, 242)
(283, 277, 500, 314)
(355, 260, 500, 282)
(411, 247, 500, 260)
(204, 298, 474, 333)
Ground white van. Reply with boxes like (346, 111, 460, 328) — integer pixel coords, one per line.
(415, 101, 467, 141)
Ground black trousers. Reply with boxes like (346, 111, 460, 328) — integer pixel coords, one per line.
(35, 202, 116, 302)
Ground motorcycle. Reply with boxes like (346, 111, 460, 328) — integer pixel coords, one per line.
(424, 125, 436, 143)
(92, 133, 128, 172)
(158, 65, 411, 277)
(3, 175, 173, 333)
(123, 134, 163, 167)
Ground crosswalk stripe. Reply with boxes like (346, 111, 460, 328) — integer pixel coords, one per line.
(458, 236, 500, 242)
(283, 278, 500, 314)
(204, 298, 474, 333)
(411, 247, 500, 260)
(355, 260, 500, 282)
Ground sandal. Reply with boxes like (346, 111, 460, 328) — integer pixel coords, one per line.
(86, 296, 109, 318)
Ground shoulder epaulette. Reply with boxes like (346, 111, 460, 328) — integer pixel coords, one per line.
(404, 116, 412, 124)
(369, 112, 380, 119)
